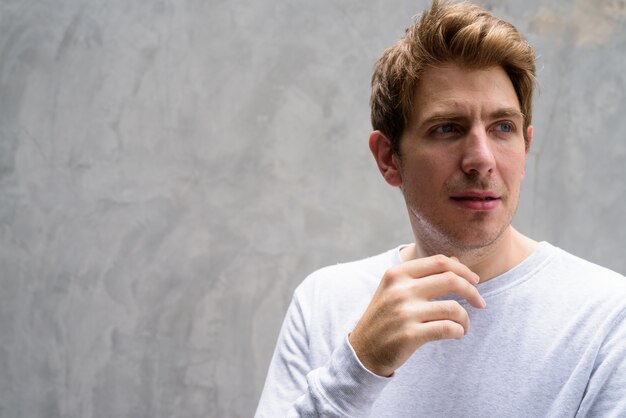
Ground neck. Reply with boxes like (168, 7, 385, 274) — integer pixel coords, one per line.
(401, 227, 538, 282)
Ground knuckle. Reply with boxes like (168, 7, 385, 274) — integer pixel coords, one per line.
(447, 273, 469, 292)
(392, 304, 412, 322)
(459, 305, 470, 322)
(386, 288, 408, 306)
(442, 271, 457, 286)
(443, 300, 462, 317)
(437, 321, 461, 339)
(428, 323, 448, 340)
(383, 266, 402, 283)
(432, 254, 448, 268)
(407, 280, 424, 295)
(400, 326, 415, 341)
(461, 279, 474, 294)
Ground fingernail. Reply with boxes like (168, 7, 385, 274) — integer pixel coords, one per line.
(480, 297, 487, 308)
(474, 273, 480, 284)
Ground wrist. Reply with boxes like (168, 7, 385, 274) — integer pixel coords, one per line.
(348, 332, 395, 377)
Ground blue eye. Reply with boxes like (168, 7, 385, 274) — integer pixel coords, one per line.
(435, 124, 456, 134)
(495, 122, 514, 133)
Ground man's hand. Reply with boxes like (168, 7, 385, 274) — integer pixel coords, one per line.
(348, 254, 486, 377)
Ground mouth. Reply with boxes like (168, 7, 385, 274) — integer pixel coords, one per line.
(450, 192, 501, 210)
(451, 196, 499, 201)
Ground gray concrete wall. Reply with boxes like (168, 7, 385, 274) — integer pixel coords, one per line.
(0, 0, 624, 417)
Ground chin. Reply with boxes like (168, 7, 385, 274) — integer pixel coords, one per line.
(426, 220, 510, 252)
(443, 224, 510, 251)
(409, 206, 514, 253)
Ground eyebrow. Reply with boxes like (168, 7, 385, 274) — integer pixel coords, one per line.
(419, 107, 525, 128)
(491, 108, 525, 121)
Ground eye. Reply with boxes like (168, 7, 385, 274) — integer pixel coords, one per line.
(436, 124, 455, 133)
(432, 123, 460, 136)
(492, 122, 515, 133)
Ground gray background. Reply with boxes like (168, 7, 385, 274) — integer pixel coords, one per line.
(1, 0, 625, 417)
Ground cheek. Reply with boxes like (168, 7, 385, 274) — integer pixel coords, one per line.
(520, 153, 528, 180)
(407, 159, 446, 189)
(500, 149, 527, 182)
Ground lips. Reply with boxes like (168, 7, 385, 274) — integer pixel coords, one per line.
(450, 191, 501, 210)
(453, 196, 497, 201)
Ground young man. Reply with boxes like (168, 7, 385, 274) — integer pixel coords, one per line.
(256, 1, 626, 416)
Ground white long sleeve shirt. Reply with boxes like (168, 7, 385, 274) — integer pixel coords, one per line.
(256, 242, 626, 417)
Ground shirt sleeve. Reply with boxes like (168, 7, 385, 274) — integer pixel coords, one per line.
(254, 292, 391, 418)
(576, 308, 626, 417)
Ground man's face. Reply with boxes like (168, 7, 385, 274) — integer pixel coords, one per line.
(396, 63, 531, 251)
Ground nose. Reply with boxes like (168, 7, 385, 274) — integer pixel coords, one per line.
(460, 128, 496, 176)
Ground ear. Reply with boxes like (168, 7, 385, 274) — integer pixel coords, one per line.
(369, 130, 402, 187)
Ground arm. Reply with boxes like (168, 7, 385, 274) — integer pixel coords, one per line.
(254, 293, 390, 418)
(255, 255, 485, 416)
(576, 308, 626, 417)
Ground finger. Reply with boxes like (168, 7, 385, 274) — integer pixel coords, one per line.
(413, 271, 486, 308)
(401, 254, 480, 285)
(414, 300, 470, 334)
(418, 320, 466, 343)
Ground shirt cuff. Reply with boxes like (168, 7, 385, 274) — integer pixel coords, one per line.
(310, 334, 392, 416)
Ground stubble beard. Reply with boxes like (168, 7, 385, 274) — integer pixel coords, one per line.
(403, 180, 519, 259)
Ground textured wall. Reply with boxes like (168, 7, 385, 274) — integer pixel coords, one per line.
(0, 0, 624, 417)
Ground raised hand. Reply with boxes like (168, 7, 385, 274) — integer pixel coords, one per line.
(349, 254, 486, 377)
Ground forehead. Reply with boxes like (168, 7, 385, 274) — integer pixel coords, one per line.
(411, 63, 521, 123)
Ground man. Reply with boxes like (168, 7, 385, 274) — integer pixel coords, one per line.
(256, 1, 626, 416)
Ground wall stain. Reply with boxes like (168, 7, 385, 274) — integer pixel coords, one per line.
(532, 0, 626, 46)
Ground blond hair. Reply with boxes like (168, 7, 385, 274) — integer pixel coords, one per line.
(370, 0, 536, 153)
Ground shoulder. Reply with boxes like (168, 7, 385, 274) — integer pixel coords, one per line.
(290, 246, 403, 322)
(296, 246, 401, 297)
(538, 243, 626, 316)
(546, 244, 626, 290)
